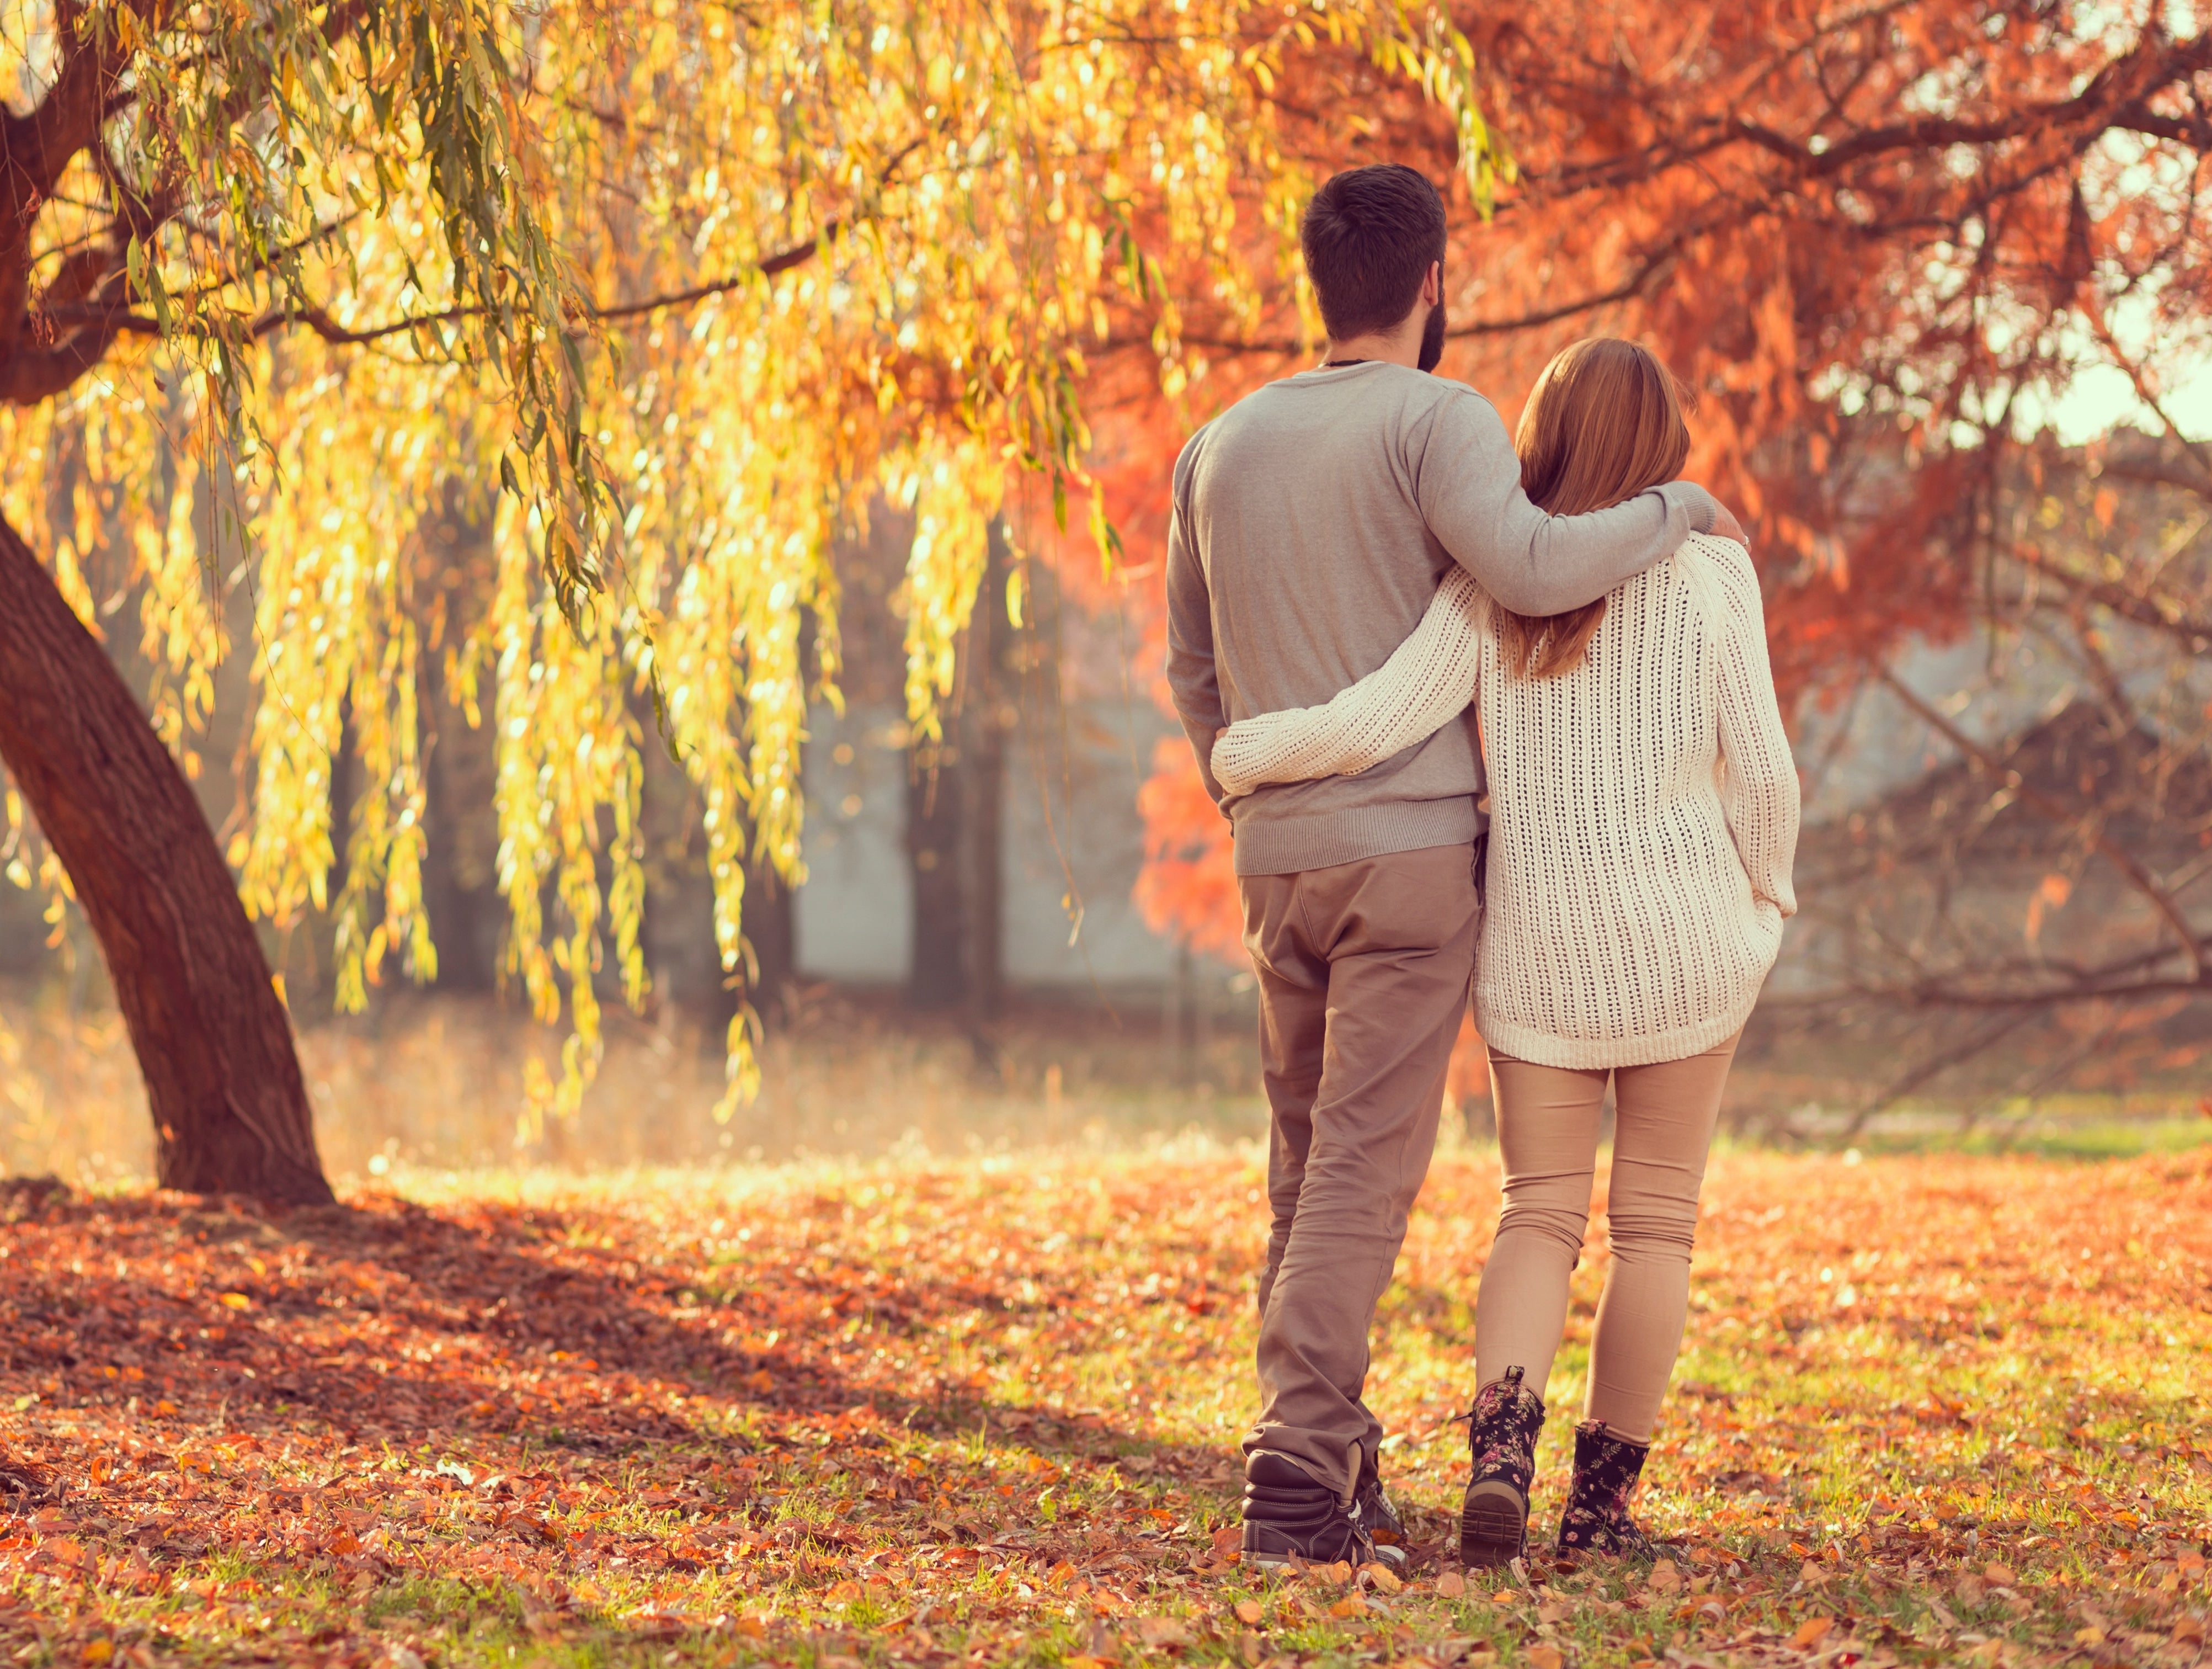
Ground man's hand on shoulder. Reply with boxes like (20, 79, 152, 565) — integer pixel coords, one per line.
(1705, 500, 1750, 550)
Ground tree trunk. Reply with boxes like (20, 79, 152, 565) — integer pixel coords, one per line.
(906, 519, 1014, 1019)
(743, 858, 797, 1025)
(906, 736, 968, 1009)
(0, 514, 333, 1204)
(419, 640, 498, 992)
(964, 523, 1010, 1048)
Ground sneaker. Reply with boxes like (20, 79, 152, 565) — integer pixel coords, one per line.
(1240, 1450, 1377, 1568)
(1355, 1450, 1409, 1568)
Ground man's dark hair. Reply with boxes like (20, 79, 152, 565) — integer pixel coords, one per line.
(1299, 164, 1447, 342)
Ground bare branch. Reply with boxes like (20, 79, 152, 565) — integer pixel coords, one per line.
(2010, 544, 2212, 651)
(1874, 667, 2210, 982)
(1837, 1007, 2047, 1140)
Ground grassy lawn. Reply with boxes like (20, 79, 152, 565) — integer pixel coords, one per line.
(1, 1144, 2207, 1666)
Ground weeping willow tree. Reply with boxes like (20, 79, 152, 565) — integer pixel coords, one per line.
(0, 0, 1498, 1202)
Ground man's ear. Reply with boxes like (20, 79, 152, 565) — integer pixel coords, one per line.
(1421, 261, 1442, 306)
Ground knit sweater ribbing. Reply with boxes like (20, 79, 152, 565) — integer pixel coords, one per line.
(1212, 533, 1800, 1070)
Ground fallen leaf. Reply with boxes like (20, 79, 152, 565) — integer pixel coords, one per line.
(1526, 1647, 1563, 1669)
(1793, 1615, 1835, 1650)
(1648, 1561, 1682, 1595)
(1, 1149, 2204, 1668)
(1328, 1593, 1368, 1618)
(2072, 1626, 2106, 1648)
(1361, 1561, 1403, 1594)
(1211, 1524, 1241, 1560)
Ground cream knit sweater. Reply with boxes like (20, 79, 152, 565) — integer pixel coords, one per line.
(1211, 532, 1800, 1069)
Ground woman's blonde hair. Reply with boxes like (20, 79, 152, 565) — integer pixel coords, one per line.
(1495, 337, 1693, 678)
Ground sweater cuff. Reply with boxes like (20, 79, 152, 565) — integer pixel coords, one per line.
(1659, 481, 1718, 534)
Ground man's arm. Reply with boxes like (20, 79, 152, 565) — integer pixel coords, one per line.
(1164, 463, 1230, 811)
(1416, 390, 1733, 617)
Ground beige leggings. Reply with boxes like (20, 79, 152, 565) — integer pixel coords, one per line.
(1473, 1032, 1740, 1445)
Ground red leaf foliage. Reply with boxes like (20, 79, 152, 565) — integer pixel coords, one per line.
(1120, 3, 2212, 956)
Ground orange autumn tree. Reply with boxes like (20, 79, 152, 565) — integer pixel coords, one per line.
(1135, 3, 2212, 1074)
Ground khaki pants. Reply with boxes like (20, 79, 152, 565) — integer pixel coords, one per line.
(1474, 1032, 1740, 1444)
(1239, 843, 1481, 1500)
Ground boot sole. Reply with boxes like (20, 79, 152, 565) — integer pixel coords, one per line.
(1459, 1481, 1527, 1569)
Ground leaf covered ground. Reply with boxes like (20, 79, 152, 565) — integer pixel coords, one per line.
(0, 1146, 2208, 1668)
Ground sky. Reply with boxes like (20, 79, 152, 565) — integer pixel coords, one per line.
(2041, 356, 2212, 445)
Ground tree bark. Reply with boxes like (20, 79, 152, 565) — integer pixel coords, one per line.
(906, 520, 1014, 1019)
(964, 523, 1011, 1035)
(906, 736, 968, 1009)
(0, 514, 333, 1204)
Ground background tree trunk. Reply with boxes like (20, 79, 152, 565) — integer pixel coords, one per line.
(905, 519, 1014, 1021)
(0, 514, 333, 1204)
(906, 736, 968, 1010)
(964, 523, 1011, 1040)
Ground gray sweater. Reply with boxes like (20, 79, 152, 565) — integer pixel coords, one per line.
(1165, 360, 1718, 876)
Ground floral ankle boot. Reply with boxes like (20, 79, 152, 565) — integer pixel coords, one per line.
(1457, 1365, 1547, 1568)
(1556, 1419, 1661, 1558)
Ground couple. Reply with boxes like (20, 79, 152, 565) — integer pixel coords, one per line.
(1166, 164, 1800, 1571)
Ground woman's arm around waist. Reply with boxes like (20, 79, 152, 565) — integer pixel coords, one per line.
(1208, 567, 1485, 796)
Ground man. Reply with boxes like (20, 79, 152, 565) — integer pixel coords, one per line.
(1165, 162, 1744, 1568)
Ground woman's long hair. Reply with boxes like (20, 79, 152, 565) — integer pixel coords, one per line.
(1496, 338, 1693, 678)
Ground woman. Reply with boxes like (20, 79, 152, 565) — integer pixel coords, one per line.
(1209, 337, 1799, 1566)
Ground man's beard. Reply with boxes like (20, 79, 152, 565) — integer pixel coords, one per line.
(1417, 297, 1446, 373)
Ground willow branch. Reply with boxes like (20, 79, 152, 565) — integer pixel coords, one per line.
(43, 229, 832, 348)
